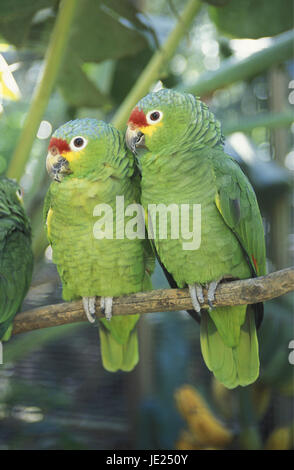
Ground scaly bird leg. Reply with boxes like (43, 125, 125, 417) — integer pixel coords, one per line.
(207, 279, 221, 309)
(82, 296, 96, 324)
(100, 296, 113, 321)
(188, 283, 205, 313)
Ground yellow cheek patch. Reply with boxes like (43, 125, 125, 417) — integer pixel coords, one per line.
(62, 149, 85, 162)
(140, 122, 163, 137)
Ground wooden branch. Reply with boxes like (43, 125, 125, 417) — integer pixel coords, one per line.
(6, 0, 79, 181)
(12, 268, 294, 336)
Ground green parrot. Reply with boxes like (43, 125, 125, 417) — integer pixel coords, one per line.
(0, 177, 33, 342)
(44, 118, 154, 372)
(126, 88, 266, 389)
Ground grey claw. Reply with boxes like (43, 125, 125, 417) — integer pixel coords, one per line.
(82, 297, 96, 324)
(189, 284, 204, 313)
(101, 296, 113, 321)
(196, 284, 205, 304)
(207, 280, 220, 308)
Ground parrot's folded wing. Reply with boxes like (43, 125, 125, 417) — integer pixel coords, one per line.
(43, 186, 53, 244)
(212, 152, 266, 277)
(211, 151, 266, 327)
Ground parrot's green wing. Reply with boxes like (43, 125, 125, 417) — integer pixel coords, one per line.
(200, 150, 266, 388)
(43, 185, 52, 243)
(212, 152, 266, 278)
(43, 186, 51, 223)
(0, 222, 33, 340)
(212, 151, 266, 327)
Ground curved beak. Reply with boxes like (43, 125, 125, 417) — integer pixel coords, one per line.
(46, 146, 71, 182)
(125, 126, 146, 154)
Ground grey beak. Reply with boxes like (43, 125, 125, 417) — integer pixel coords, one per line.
(46, 148, 71, 182)
(125, 127, 145, 154)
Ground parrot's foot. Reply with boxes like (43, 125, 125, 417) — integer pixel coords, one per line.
(206, 279, 221, 309)
(100, 296, 113, 321)
(188, 283, 205, 313)
(82, 296, 96, 324)
(189, 280, 221, 312)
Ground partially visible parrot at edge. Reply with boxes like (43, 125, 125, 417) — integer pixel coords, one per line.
(126, 88, 266, 389)
(44, 118, 154, 372)
(0, 177, 33, 343)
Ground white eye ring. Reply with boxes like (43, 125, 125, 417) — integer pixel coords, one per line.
(146, 110, 163, 125)
(69, 136, 88, 151)
(16, 188, 23, 200)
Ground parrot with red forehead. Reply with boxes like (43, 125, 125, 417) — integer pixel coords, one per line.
(126, 88, 266, 389)
(44, 118, 154, 372)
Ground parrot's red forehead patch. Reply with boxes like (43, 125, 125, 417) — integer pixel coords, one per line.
(128, 107, 148, 128)
(48, 137, 70, 154)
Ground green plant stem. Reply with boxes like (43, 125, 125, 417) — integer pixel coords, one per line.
(6, 0, 79, 181)
(182, 29, 294, 97)
(112, 0, 202, 130)
(223, 109, 294, 135)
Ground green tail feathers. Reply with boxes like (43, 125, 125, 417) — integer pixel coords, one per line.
(200, 306, 259, 389)
(98, 315, 139, 372)
(0, 321, 13, 342)
(97, 272, 152, 373)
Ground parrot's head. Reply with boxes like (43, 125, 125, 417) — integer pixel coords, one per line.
(0, 177, 30, 228)
(0, 177, 23, 208)
(126, 88, 223, 157)
(46, 119, 125, 182)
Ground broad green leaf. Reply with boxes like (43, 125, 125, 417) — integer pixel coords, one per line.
(66, 0, 148, 63)
(0, 0, 154, 109)
(58, 51, 112, 109)
(57, 0, 152, 108)
(0, 0, 55, 47)
(209, 0, 294, 39)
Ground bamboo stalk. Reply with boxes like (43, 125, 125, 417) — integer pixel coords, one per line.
(183, 29, 294, 97)
(12, 267, 294, 335)
(112, 0, 202, 130)
(222, 109, 294, 135)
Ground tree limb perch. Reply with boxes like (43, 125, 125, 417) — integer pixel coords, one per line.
(12, 267, 294, 336)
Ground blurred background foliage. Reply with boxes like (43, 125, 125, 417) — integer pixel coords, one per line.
(0, 0, 293, 450)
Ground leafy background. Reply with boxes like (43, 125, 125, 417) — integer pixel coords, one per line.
(0, 0, 293, 450)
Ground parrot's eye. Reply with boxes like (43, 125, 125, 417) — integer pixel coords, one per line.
(146, 110, 163, 125)
(70, 136, 88, 151)
(16, 188, 23, 200)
